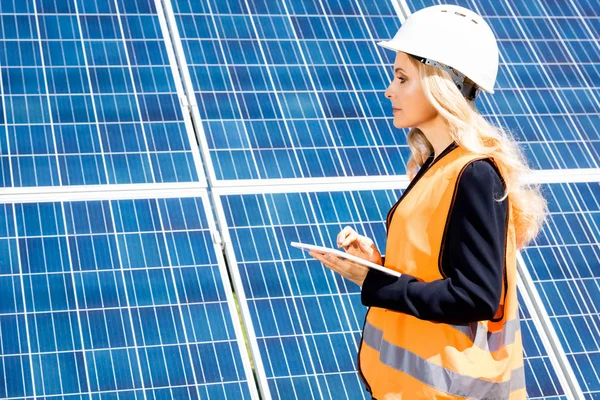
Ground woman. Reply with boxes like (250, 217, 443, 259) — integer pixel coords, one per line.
(309, 5, 547, 400)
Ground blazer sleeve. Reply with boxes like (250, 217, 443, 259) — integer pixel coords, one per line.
(361, 159, 508, 324)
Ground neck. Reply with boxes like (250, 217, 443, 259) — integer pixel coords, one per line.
(417, 116, 454, 160)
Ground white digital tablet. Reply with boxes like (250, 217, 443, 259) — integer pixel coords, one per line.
(290, 241, 402, 278)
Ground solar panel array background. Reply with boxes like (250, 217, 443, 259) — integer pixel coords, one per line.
(0, 196, 254, 398)
(0, 0, 597, 399)
(217, 189, 570, 399)
(520, 182, 600, 399)
(0, 0, 202, 187)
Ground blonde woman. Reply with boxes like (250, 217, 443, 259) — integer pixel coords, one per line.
(309, 5, 547, 399)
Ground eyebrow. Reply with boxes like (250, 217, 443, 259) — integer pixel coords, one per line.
(394, 67, 406, 74)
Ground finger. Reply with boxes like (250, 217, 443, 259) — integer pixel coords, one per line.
(337, 226, 354, 247)
(341, 232, 359, 248)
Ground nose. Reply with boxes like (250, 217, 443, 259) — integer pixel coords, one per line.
(384, 81, 394, 99)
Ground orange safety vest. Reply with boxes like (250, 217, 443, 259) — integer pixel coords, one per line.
(358, 146, 525, 399)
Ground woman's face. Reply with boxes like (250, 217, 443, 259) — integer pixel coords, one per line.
(384, 52, 438, 129)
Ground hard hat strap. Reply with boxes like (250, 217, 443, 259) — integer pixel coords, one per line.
(409, 54, 481, 101)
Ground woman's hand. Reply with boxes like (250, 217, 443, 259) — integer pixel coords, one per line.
(308, 251, 369, 287)
(308, 227, 383, 287)
(337, 226, 383, 265)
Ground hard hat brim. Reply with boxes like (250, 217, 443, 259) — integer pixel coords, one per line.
(376, 40, 495, 94)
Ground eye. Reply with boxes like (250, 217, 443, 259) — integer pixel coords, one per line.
(396, 76, 406, 83)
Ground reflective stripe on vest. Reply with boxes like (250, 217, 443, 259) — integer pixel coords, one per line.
(363, 320, 526, 398)
(450, 318, 521, 353)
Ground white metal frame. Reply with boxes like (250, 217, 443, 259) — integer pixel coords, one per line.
(154, 0, 208, 187)
(198, 190, 261, 400)
(160, 0, 224, 186)
(211, 191, 272, 400)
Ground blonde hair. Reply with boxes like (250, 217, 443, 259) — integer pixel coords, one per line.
(405, 58, 547, 249)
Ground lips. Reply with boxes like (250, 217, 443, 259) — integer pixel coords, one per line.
(392, 108, 402, 113)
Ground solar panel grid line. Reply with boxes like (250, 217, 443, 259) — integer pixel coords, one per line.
(0, 189, 259, 397)
(243, 0, 345, 180)
(4, 83, 600, 92)
(337, 0, 404, 174)
(0, 32, 13, 189)
(168, 0, 269, 182)
(167, 0, 416, 181)
(11, 204, 38, 396)
(535, 183, 600, 395)
(69, 200, 141, 395)
(219, 190, 374, 399)
(563, 0, 600, 48)
(37, 203, 90, 394)
(555, 183, 599, 246)
(518, 252, 586, 400)
(153, 0, 208, 187)
(453, 0, 594, 171)
(306, 0, 395, 176)
(105, 198, 174, 395)
(30, 0, 64, 188)
(35, 3, 108, 186)
(292, 0, 401, 177)
(391, 0, 411, 20)
(113, 0, 164, 184)
(112, 194, 252, 397)
(526, 0, 600, 106)
(270, 0, 355, 178)
(210, 168, 600, 198)
(69, 0, 120, 188)
(523, 168, 600, 185)
(49, 201, 95, 397)
(258, 1, 348, 180)
(155, 196, 223, 388)
(283, 189, 362, 385)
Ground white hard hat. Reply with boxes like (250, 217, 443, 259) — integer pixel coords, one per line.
(378, 4, 499, 98)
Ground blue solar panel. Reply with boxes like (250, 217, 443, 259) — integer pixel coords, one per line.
(169, 0, 411, 180)
(0, 195, 255, 398)
(0, 0, 203, 187)
(520, 182, 600, 399)
(217, 188, 567, 399)
(406, 0, 599, 170)
(519, 290, 569, 400)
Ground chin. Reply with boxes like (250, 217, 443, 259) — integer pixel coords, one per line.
(392, 118, 411, 129)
